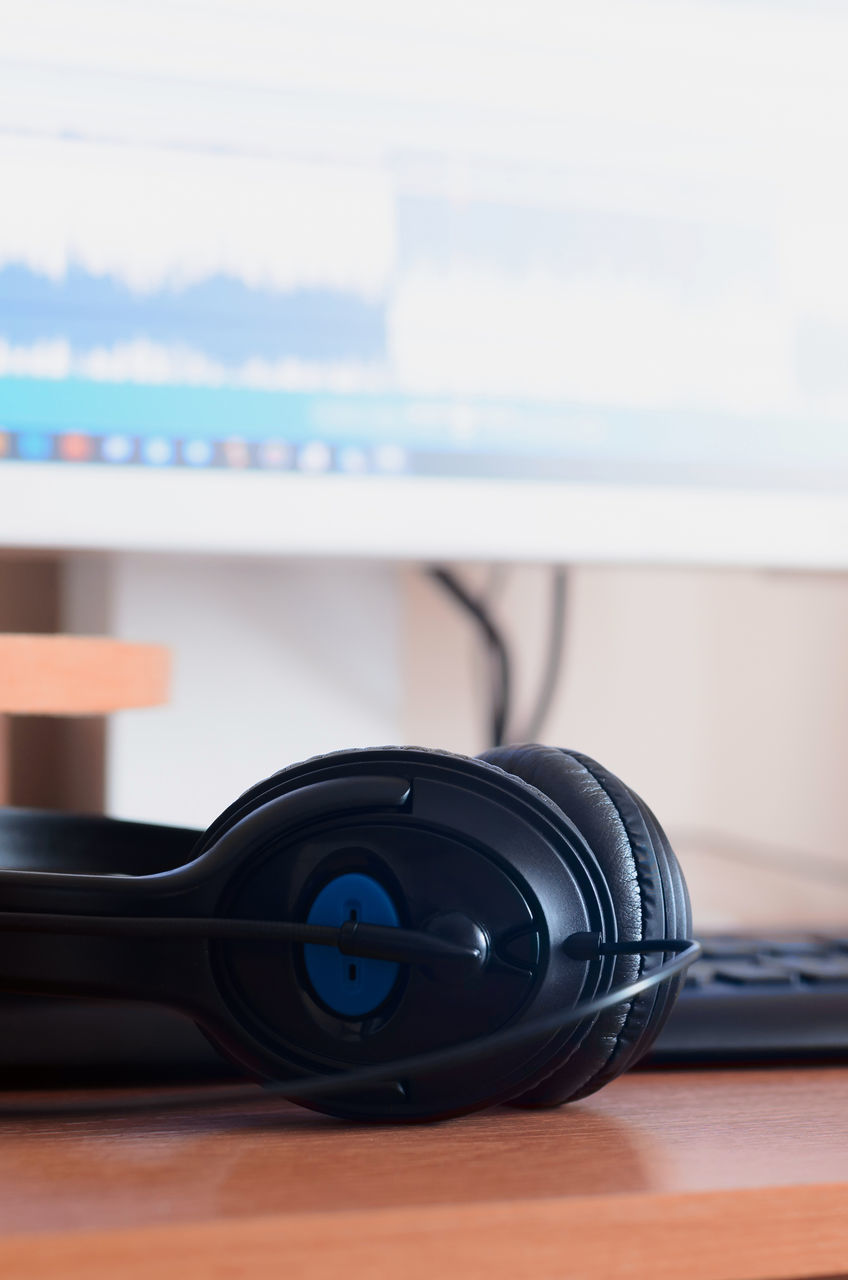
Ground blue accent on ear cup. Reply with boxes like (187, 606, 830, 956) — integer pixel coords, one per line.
(304, 873, 400, 1016)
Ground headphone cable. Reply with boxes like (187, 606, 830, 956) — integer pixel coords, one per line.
(429, 566, 512, 747)
(0, 911, 482, 969)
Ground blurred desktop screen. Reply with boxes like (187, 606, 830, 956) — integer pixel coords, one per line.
(1, 1, 848, 559)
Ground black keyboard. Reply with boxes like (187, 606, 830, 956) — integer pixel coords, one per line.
(648, 932, 848, 1064)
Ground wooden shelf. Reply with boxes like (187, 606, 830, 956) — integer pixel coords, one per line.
(0, 635, 169, 715)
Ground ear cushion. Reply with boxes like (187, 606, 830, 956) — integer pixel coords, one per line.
(561, 750, 691, 1101)
(478, 745, 690, 1106)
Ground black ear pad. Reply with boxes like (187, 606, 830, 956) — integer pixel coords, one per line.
(478, 745, 691, 1106)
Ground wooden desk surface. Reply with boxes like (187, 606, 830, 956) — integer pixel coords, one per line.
(0, 1067, 846, 1280)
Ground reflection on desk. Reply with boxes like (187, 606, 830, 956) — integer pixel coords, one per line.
(0, 1067, 845, 1279)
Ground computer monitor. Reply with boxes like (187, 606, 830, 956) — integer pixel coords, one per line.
(2, 0, 848, 566)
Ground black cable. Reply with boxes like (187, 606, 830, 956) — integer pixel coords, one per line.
(0, 912, 482, 968)
(0, 939, 701, 1117)
(562, 930, 694, 959)
(522, 567, 568, 742)
(600, 938, 693, 955)
(429, 567, 512, 746)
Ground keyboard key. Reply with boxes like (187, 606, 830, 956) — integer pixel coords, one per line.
(684, 963, 714, 987)
(760, 938, 825, 956)
(699, 938, 765, 959)
(713, 961, 794, 985)
(781, 957, 848, 983)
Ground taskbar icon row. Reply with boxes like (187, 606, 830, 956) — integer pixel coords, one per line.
(0, 430, 408, 475)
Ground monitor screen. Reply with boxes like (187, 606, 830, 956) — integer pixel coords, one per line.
(2, 1, 848, 564)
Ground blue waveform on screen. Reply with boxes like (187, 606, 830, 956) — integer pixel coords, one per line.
(0, 265, 387, 364)
(396, 195, 772, 288)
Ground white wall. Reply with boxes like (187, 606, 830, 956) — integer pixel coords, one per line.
(64, 553, 848, 926)
(65, 554, 404, 828)
(403, 564, 848, 928)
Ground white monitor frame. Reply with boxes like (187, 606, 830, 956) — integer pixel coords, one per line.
(2, 462, 847, 569)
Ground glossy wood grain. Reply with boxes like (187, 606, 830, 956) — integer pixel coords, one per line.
(0, 634, 169, 714)
(0, 1068, 846, 1278)
(0, 714, 9, 805)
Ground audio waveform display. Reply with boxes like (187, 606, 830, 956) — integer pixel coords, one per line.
(0, 266, 387, 367)
(3, 1, 848, 489)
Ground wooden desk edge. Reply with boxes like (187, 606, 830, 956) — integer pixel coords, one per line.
(2, 1181, 846, 1280)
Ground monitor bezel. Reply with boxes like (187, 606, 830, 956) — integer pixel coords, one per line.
(2, 462, 847, 568)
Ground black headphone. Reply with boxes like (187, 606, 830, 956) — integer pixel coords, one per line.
(0, 744, 695, 1122)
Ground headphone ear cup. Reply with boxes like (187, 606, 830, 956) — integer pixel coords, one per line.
(478, 745, 691, 1106)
